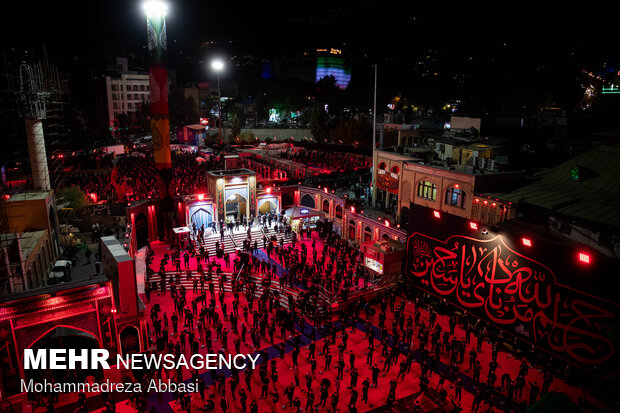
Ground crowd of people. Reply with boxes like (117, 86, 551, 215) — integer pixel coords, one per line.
(89, 222, 577, 413)
(60, 171, 115, 203)
(170, 152, 224, 196)
(113, 154, 163, 201)
(279, 148, 371, 173)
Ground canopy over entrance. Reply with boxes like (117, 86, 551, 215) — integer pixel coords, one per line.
(283, 206, 325, 220)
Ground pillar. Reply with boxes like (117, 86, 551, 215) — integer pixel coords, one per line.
(145, 2, 171, 170)
(25, 119, 51, 191)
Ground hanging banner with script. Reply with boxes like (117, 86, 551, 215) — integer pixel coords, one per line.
(376, 169, 399, 194)
(406, 232, 620, 371)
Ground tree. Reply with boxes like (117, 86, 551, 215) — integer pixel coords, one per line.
(229, 110, 243, 140)
(308, 103, 328, 140)
(56, 186, 88, 211)
(169, 92, 199, 128)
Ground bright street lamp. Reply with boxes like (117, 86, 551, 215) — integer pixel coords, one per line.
(211, 59, 224, 144)
(143, 1, 167, 17)
(211, 60, 224, 71)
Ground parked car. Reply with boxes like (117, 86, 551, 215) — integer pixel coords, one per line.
(48, 260, 72, 284)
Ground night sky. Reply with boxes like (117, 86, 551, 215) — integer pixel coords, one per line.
(2, 0, 620, 125)
(4, 1, 619, 66)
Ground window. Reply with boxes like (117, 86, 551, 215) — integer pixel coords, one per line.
(335, 205, 342, 219)
(112, 93, 119, 100)
(140, 85, 145, 91)
(417, 181, 436, 200)
(111, 84, 118, 91)
(128, 103, 133, 109)
(127, 94, 132, 100)
(445, 187, 466, 208)
(134, 85, 138, 91)
(322, 199, 330, 213)
(378, 162, 386, 170)
(364, 226, 373, 242)
(134, 94, 139, 100)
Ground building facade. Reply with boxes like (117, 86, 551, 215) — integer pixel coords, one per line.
(105, 73, 150, 134)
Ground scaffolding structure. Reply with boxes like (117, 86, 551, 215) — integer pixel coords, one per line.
(0, 49, 62, 296)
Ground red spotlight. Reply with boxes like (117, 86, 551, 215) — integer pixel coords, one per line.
(197, 193, 205, 201)
(578, 252, 591, 264)
(474, 198, 480, 203)
(385, 220, 390, 227)
(469, 222, 478, 230)
(351, 206, 355, 213)
(522, 238, 532, 247)
(433, 210, 441, 219)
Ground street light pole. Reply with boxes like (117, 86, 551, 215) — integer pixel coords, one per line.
(371, 64, 377, 207)
(217, 70, 222, 144)
(211, 59, 224, 144)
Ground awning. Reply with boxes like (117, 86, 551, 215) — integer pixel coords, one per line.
(173, 226, 191, 234)
(283, 206, 325, 220)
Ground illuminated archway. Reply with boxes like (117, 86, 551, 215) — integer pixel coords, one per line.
(24, 326, 102, 387)
(226, 193, 247, 220)
(191, 208, 212, 230)
(259, 200, 278, 214)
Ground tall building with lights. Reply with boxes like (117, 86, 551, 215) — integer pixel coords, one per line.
(315, 48, 351, 89)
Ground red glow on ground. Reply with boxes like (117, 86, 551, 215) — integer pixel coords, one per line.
(433, 210, 441, 218)
(522, 238, 532, 247)
(469, 222, 478, 230)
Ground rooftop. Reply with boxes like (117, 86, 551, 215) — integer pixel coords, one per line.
(208, 168, 256, 177)
(17, 230, 46, 259)
(503, 146, 620, 228)
(4, 190, 51, 202)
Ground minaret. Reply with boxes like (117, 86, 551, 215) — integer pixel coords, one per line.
(16, 63, 51, 191)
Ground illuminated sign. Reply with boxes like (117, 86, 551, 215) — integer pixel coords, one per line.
(200, 118, 209, 125)
(330, 48, 342, 55)
(602, 85, 620, 94)
(300, 208, 309, 215)
(364, 256, 384, 274)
